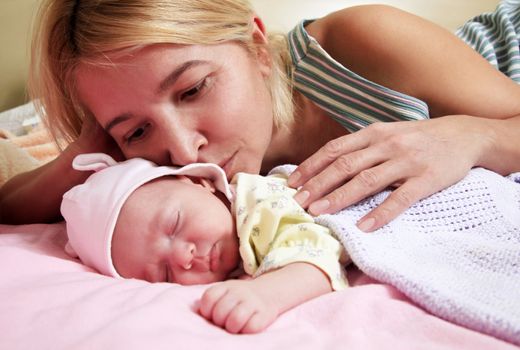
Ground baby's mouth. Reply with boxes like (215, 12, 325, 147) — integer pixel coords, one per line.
(191, 254, 210, 272)
(210, 243, 220, 272)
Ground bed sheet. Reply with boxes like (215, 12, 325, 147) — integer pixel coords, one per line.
(1, 223, 516, 350)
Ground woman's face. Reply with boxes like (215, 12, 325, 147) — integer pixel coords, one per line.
(75, 41, 274, 179)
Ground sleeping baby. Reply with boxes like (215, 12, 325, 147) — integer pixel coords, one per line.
(61, 153, 349, 334)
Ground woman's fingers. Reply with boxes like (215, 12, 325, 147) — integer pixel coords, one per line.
(294, 152, 386, 208)
(356, 177, 432, 231)
(288, 117, 481, 231)
(291, 138, 384, 207)
(304, 161, 436, 232)
(306, 158, 411, 215)
(288, 129, 370, 189)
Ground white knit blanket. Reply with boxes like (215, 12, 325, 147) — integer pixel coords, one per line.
(272, 166, 520, 345)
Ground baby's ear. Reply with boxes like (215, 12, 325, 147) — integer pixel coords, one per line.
(64, 242, 79, 258)
(199, 178, 216, 193)
(71, 153, 118, 172)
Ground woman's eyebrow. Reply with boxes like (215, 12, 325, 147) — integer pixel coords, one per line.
(105, 113, 131, 133)
(156, 59, 209, 94)
(104, 60, 210, 132)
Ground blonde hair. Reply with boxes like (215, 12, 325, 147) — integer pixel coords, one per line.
(29, 0, 294, 145)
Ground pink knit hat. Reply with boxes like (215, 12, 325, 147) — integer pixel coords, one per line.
(60, 153, 232, 278)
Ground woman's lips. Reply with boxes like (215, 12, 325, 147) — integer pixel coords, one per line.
(220, 152, 237, 178)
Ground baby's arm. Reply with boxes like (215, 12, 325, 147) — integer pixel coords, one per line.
(199, 262, 331, 334)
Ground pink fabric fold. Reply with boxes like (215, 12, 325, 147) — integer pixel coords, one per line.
(0, 223, 516, 350)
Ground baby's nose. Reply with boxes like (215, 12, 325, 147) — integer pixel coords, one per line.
(173, 241, 196, 270)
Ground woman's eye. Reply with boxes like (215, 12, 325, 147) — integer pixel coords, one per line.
(125, 123, 150, 144)
(180, 79, 207, 101)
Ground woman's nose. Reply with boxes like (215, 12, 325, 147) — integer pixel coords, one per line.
(161, 120, 207, 166)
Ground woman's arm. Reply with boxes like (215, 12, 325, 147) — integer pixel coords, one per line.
(0, 148, 90, 224)
(479, 115, 520, 174)
(310, 5, 520, 120)
(0, 119, 122, 224)
(289, 5, 520, 231)
(199, 262, 332, 334)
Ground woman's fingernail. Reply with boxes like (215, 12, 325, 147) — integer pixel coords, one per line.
(288, 171, 301, 186)
(357, 217, 376, 232)
(309, 199, 330, 215)
(293, 190, 310, 205)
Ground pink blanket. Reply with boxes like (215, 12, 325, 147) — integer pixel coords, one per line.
(1, 223, 516, 350)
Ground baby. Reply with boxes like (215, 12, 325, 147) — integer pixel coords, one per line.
(61, 153, 349, 334)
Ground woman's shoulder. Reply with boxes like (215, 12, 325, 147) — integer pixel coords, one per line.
(310, 5, 402, 26)
(308, 4, 433, 54)
(302, 4, 451, 98)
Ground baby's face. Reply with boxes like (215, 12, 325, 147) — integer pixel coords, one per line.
(112, 176, 239, 284)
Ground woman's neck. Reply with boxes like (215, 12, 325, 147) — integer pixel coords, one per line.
(261, 92, 348, 174)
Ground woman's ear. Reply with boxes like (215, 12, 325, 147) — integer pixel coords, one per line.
(251, 16, 271, 77)
(253, 16, 267, 39)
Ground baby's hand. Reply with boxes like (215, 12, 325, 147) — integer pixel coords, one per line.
(199, 280, 278, 334)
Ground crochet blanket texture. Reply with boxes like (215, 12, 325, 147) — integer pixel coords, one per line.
(272, 166, 520, 345)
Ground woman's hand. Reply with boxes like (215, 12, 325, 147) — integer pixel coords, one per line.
(64, 117, 124, 161)
(199, 279, 278, 334)
(288, 115, 495, 232)
(0, 118, 124, 224)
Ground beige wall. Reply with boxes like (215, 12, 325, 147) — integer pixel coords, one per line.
(0, 0, 500, 112)
(0, 0, 40, 112)
(251, 0, 499, 32)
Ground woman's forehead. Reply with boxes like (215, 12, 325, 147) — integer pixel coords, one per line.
(77, 42, 245, 69)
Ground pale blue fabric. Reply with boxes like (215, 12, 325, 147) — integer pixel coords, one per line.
(272, 166, 520, 345)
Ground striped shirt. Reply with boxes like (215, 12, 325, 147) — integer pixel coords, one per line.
(288, 0, 520, 133)
(288, 20, 429, 133)
(456, 0, 520, 83)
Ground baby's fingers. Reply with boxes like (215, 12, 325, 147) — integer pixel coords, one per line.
(199, 285, 228, 320)
(240, 311, 274, 334)
(224, 303, 257, 334)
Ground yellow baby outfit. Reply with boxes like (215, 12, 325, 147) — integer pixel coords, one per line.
(232, 172, 349, 291)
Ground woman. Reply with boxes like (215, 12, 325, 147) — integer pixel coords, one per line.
(1, 0, 520, 231)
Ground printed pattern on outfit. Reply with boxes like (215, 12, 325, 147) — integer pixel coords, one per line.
(232, 173, 349, 291)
